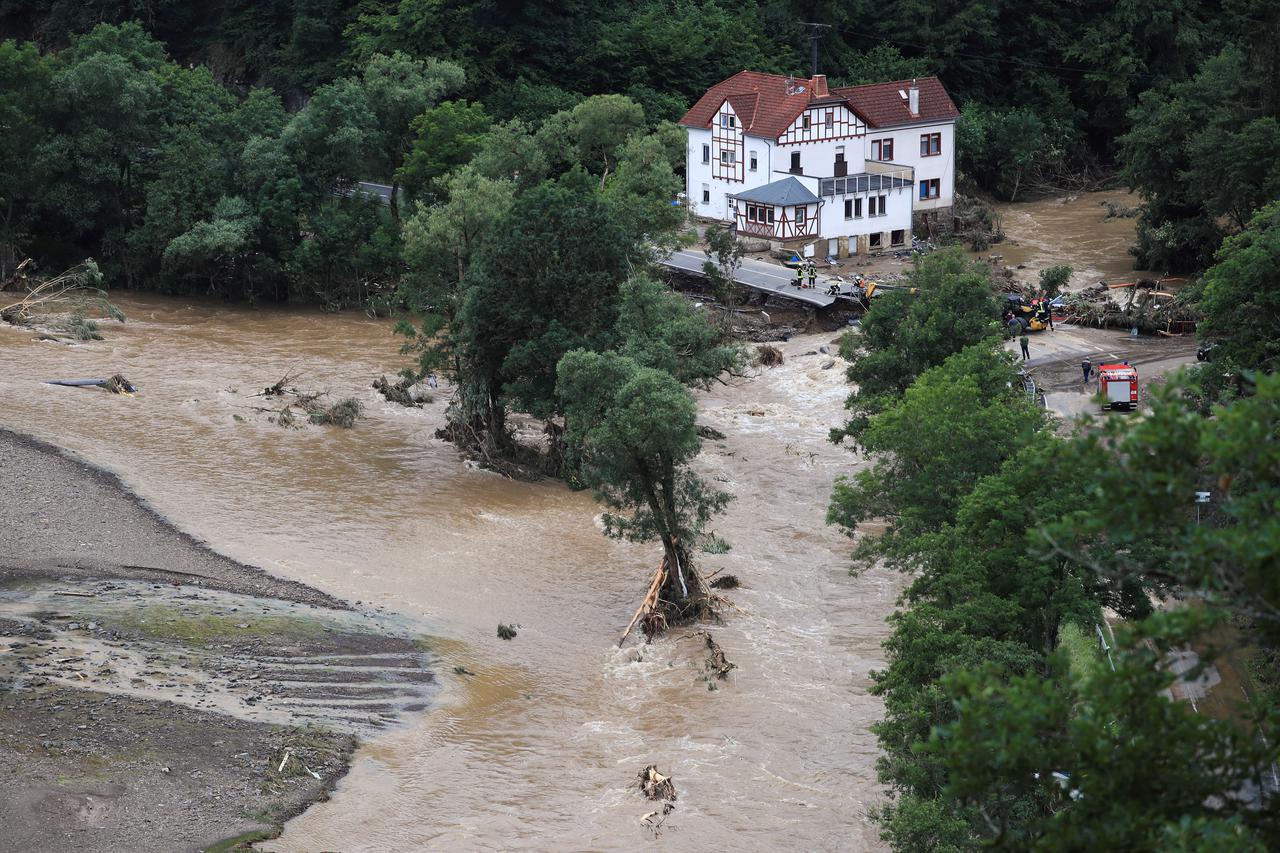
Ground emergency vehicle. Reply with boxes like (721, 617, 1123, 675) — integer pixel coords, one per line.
(1098, 363, 1138, 411)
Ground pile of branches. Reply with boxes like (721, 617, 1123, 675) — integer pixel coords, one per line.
(247, 371, 365, 428)
(1, 260, 124, 340)
(1058, 282, 1201, 334)
(756, 343, 784, 367)
(373, 374, 423, 407)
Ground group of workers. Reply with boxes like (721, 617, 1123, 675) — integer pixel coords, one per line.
(793, 260, 819, 289)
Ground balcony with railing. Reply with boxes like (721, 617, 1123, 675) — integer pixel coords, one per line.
(819, 163, 914, 198)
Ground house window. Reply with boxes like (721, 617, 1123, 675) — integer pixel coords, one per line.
(767, 207, 775, 223)
(844, 199, 853, 219)
(869, 233, 882, 249)
(701, 184, 710, 204)
(749, 151, 758, 171)
(871, 139, 894, 161)
(891, 229, 905, 247)
(824, 110, 834, 130)
(720, 149, 736, 164)
(802, 114, 811, 129)
(854, 197, 863, 218)
(869, 195, 887, 216)
(919, 178, 940, 200)
(795, 205, 807, 230)
(790, 151, 801, 174)
(920, 132, 941, 157)
(701, 144, 709, 164)
(720, 113, 735, 128)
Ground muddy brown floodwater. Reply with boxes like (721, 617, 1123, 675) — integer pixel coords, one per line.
(0, 297, 897, 851)
(0, 192, 1147, 851)
(972, 190, 1160, 289)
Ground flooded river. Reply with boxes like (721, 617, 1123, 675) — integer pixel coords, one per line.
(0, 190, 1146, 850)
(0, 297, 895, 850)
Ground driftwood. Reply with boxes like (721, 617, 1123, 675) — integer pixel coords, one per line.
(636, 765, 677, 801)
(689, 630, 736, 679)
(373, 374, 421, 407)
(756, 343, 784, 367)
(618, 557, 668, 647)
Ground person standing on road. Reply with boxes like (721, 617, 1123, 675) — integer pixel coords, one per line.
(807, 262, 817, 289)
(1019, 331, 1030, 360)
(1082, 357, 1092, 383)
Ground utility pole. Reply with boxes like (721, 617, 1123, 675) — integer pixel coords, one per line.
(799, 22, 831, 77)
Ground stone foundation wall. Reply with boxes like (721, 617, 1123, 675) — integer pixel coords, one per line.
(913, 205, 954, 238)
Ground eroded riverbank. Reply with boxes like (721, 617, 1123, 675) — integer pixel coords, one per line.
(0, 429, 438, 852)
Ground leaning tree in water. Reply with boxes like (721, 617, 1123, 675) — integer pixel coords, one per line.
(556, 349, 730, 640)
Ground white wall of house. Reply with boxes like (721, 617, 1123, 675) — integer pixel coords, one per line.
(687, 126, 779, 221)
(687, 112, 954, 242)
(782, 174, 913, 256)
(860, 120, 956, 211)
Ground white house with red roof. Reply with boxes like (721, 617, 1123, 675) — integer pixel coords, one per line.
(679, 72, 958, 258)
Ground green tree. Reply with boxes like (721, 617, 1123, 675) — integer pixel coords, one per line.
(359, 51, 466, 216)
(834, 248, 1000, 446)
(448, 172, 631, 449)
(1038, 264, 1071, 298)
(1196, 201, 1280, 372)
(396, 167, 514, 377)
(396, 99, 491, 202)
(615, 275, 744, 388)
(701, 223, 744, 330)
(1122, 46, 1280, 270)
(0, 39, 52, 277)
(557, 349, 729, 609)
(829, 342, 1044, 563)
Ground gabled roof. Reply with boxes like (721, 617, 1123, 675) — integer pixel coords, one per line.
(833, 78, 958, 128)
(731, 177, 819, 206)
(679, 71, 812, 138)
(679, 72, 957, 138)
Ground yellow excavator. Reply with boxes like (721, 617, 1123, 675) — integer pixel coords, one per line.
(1004, 294, 1052, 332)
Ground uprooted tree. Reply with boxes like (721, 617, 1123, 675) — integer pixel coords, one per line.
(556, 349, 730, 639)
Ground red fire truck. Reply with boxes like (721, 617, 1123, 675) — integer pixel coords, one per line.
(1098, 363, 1138, 411)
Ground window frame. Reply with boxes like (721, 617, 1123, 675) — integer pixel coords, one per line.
(872, 138, 894, 161)
(920, 132, 942, 157)
(891, 229, 905, 247)
(844, 198, 853, 219)
(701, 184, 710, 204)
(824, 110, 834, 130)
(701, 144, 710, 164)
(919, 178, 940, 200)
(749, 151, 758, 171)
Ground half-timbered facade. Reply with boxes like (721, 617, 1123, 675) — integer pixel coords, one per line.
(681, 72, 959, 255)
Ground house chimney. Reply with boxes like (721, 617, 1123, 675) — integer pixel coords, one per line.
(908, 79, 919, 116)
(810, 74, 829, 98)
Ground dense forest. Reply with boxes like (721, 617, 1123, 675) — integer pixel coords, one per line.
(1, 0, 1278, 300)
(830, 226, 1280, 849)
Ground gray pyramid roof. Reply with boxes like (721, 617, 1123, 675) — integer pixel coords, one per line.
(731, 177, 820, 206)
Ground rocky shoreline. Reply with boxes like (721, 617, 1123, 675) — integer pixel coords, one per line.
(0, 428, 432, 853)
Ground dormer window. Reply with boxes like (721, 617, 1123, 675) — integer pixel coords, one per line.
(802, 114, 811, 130)
(824, 111, 834, 130)
(720, 113, 736, 128)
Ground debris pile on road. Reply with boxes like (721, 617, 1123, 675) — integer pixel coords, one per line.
(1058, 281, 1200, 334)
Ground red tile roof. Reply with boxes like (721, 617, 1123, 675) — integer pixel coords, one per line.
(834, 77, 958, 128)
(679, 72, 957, 139)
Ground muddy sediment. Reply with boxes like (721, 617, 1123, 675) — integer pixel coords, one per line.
(0, 429, 434, 853)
